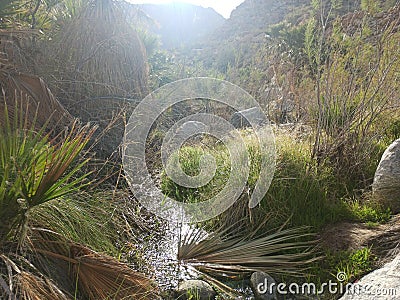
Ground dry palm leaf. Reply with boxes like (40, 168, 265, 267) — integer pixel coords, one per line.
(0, 27, 71, 133)
(15, 271, 70, 300)
(70, 245, 158, 300)
(0, 64, 73, 134)
(0, 253, 71, 300)
(32, 238, 159, 300)
(0, 27, 71, 132)
(178, 224, 320, 277)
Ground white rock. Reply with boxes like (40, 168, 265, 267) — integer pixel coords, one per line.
(250, 271, 278, 300)
(176, 279, 216, 300)
(339, 253, 400, 300)
(372, 138, 400, 213)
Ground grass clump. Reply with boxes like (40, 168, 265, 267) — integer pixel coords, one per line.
(313, 247, 376, 285)
(347, 199, 391, 224)
(336, 247, 375, 283)
(161, 144, 231, 204)
(260, 135, 350, 229)
(31, 194, 120, 255)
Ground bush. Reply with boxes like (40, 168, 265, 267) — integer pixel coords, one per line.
(0, 103, 95, 244)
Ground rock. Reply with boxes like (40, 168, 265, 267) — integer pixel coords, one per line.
(372, 138, 400, 213)
(231, 107, 266, 129)
(339, 253, 400, 300)
(174, 121, 207, 140)
(250, 271, 278, 300)
(176, 280, 216, 300)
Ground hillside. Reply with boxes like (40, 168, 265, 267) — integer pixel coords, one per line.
(190, 0, 398, 70)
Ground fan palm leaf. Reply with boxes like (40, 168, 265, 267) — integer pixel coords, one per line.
(178, 224, 320, 277)
(0, 61, 73, 133)
(0, 100, 95, 244)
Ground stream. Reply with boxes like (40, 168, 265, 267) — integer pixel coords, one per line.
(131, 212, 255, 299)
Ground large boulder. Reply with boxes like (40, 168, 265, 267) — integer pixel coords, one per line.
(176, 280, 216, 300)
(372, 138, 400, 213)
(250, 271, 278, 300)
(339, 253, 400, 300)
(230, 107, 266, 129)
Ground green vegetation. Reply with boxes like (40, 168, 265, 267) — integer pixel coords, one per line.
(0, 103, 157, 299)
(162, 128, 394, 292)
(347, 200, 392, 224)
(0, 102, 95, 244)
(337, 247, 376, 283)
(161, 144, 231, 204)
(161, 132, 392, 230)
(1, 0, 399, 298)
(313, 247, 376, 286)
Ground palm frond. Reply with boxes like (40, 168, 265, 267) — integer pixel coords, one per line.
(178, 223, 320, 277)
(15, 271, 70, 300)
(0, 100, 95, 243)
(31, 237, 159, 300)
(0, 27, 72, 132)
(71, 244, 158, 300)
(0, 253, 71, 300)
(0, 64, 73, 133)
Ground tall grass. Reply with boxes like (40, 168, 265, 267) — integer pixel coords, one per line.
(161, 131, 352, 231)
(161, 145, 231, 204)
(260, 135, 350, 229)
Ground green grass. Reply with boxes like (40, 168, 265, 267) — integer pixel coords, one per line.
(310, 247, 376, 286)
(336, 247, 375, 283)
(161, 132, 354, 230)
(347, 199, 391, 224)
(161, 144, 231, 204)
(30, 193, 121, 255)
(160, 130, 394, 232)
(259, 135, 352, 229)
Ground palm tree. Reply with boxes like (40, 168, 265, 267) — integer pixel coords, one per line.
(35, 0, 151, 158)
(46, 0, 149, 105)
(0, 98, 159, 299)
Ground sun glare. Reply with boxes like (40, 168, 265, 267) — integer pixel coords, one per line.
(127, 0, 245, 18)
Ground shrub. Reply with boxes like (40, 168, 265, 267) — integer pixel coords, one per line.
(0, 102, 95, 245)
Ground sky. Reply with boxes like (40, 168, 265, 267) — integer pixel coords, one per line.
(127, 0, 245, 19)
